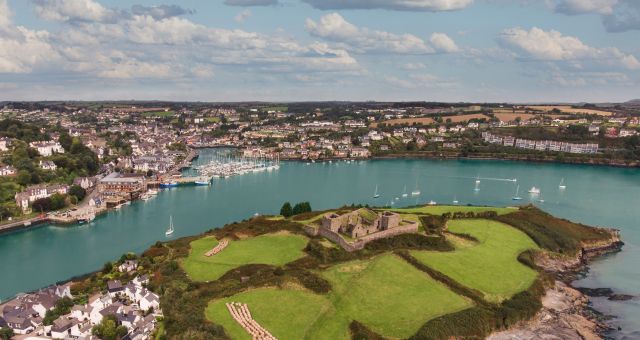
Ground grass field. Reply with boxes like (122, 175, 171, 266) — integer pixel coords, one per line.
(526, 105, 613, 116)
(182, 233, 308, 282)
(307, 254, 472, 339)
(206, 287, 329, 340)
(411, 219, 539, 302)
(389, 205, 517, 216)
(206, 254, 472, 339)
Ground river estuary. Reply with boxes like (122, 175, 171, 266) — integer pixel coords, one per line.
(0, 149, 638, 338)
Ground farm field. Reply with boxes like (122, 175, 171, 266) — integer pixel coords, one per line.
(206, 287, 329, 340)
(444, 113, 490, 123)
(181, 232, 308, 281)
(374, 117, 435, 127)
(526, 105, 613, 116)
(390, 204, 516, 216)
(141, 110, 175, 117)
(411, 219, 539, 302)
(493, 112, 538, 122)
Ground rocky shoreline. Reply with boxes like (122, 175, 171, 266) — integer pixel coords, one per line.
(489, 230, 626, 340)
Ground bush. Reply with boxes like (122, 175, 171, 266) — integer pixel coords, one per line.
(69, 185, 87, 201)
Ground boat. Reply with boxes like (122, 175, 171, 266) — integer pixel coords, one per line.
(512, 185, 523, 200)
(23, 220, 31, 226)
(428, 200, 437, 206)
(401, 185, 408, 198)
(160, 181, 178, 188)
(165, 216, 175, 237)
(453, 196, 459, 205)
(373, 185, 380, 198)
(194, 177, 210, 186)
(559, 178, 566, 190)
(411, 179, 421, 196)
(528, 186, 541, 194)
(475, 175, 481, 185)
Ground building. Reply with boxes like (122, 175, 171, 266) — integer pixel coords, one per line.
(39, 160, 57, 170)
(314, 208, 419, 251)
(14, 184, 69, 212)
(29, 141, 64, 157)
(0, 137, 11, 151)
(0, 165, 16, 176)
(98, 172, 146, 197)
(73, 176, 98, 190)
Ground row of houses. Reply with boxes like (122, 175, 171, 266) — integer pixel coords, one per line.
(14, 184, 70, 212)
(0, 275, 160, 339)
(482, 132, 599, 154)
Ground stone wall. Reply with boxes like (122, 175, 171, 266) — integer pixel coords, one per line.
(318, 220, 419, 252)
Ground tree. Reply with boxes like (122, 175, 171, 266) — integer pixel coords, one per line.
(292, 201, 312, 215)
(92, 315, 128, 340)
(32, 197, 52, 212)
(102, 261, 113, 273)
(0, 327, 14, 340)
(49, 193, 67, 210)
(69, 185, 87, 201)
(280, 202, 292, 217)
(59, 132, 73, 151)
(16, 169, 32, 186)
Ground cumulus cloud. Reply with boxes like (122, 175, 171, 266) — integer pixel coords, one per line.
(224, 0, 278, 6)
(31, 0, 113, 22)
(234, 9, 252, 23)
(302, 0, 473, 11)
(306, 13, 435, 54)
(131, 5, 194, 20)
(551, 0, 618, 15)
(429, 32, 459, 52)
(499, 27, 640, 70)
(0, 0, 58, 73)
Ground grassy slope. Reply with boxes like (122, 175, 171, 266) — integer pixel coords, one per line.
(390, 205, 516, 216)
(206, 287, 329, 340)
(182, 233, 308, 281)
(411, 219, 539, 302)
(307, 254, 472, 339)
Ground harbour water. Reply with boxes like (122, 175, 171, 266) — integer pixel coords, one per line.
(0, 149, 638, 338)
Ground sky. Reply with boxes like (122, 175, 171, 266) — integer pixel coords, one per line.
(0, 0, 639, 102)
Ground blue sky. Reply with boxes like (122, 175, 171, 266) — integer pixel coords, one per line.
(1, 0, 639, 102)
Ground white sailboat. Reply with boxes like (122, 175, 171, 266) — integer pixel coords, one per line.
(528, 186, 541, 195)
(512, 185, 523, 200)
(559, 178, 566, 190)
(402, 185, 408, 198)
(411, 179, 421, 196)
(373, 185, 380, 198)
(453, 196, 459, 205)
(165, 216, 175, 237)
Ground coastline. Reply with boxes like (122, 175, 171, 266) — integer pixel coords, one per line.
(277, 152, 640, 168)
(490, 229, 625, 339)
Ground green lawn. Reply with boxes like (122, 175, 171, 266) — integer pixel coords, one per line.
(411, 219, 539, 302)
(182, 233, 309, 282)
(206, 287, 329, 340)
(390, 205, 516, 216)
(307, 254, 472, 339)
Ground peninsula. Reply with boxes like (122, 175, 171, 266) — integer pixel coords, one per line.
(1, 203, 621, 339)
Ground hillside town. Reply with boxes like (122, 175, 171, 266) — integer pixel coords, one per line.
(0, 257, 160, 340)
(0, 101, 639, 227)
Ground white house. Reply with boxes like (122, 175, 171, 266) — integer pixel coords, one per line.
(40, 160, 57, 170)
(0, 165, 16, 176)
(29, 141, 64, 156)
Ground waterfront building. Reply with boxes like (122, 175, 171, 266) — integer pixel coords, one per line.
(14, 184, 69, 212)
(98, 172, 146, 197)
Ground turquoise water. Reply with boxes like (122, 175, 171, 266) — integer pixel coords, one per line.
(0, 149, 638, 338)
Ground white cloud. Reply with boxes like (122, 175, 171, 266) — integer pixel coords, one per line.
(385, 73, 457, 89)
(306, 13, 434, 54)
(224, 0, 278, 6)
(429, 32, 460, 52)
(401, 62, 427, 70)
(499, 27, 640, 69)
(234, 9, 252, 23)
(31, 0, 113, 22)
(0, 0, 58, 73)
(302, 0, 473, 12)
